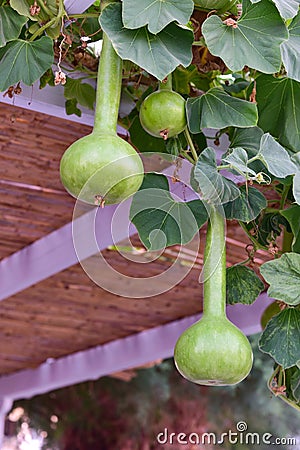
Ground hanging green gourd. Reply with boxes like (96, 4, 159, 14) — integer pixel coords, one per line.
(60, 8, 144, 206)
(174, 206, 253, 386)
(139, 75, 187, 140)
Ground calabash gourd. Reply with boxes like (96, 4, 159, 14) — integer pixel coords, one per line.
(174, 206, 253, 386)
(139, 76, 187, 140)
(60, 16, 143, 205)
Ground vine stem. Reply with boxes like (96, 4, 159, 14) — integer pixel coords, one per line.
(37, 0, 55, 18)
(280, 184, 290, 210)
(68, 13, 100, 19)
(238, 221, 266, 251)
(179, 151, 195, 165)
(184, 127, 198, 164)
(159, 75, 172, 91)
(268, 366, 300, 412)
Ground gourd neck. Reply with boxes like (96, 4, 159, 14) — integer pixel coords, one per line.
(93, 30, 122, 135)
(159, 74, 173, 91)
(202, 205, 226, 318)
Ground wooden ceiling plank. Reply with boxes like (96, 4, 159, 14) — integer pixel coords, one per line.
(0, 293, 272, 402)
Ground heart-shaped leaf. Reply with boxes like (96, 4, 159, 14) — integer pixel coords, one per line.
(256, 75, 300, 153)
(259, 308, 300, 368)
(202, 0, 288, 73)
(229, 126, 264, 156)
(0, 37, 54, 91)
(122, 0, 194, 34)
(100, 3, 193, 81)
(226, 265, 264, 305)
(193, 147, 241, 205)
(257, 133, 297, 178)
(0, 6, 27, 47)
(223, 185, 267, 221)
(186, 88, 258, 133)
(130, 173, 208, 250)
(260, 252, 300, 306)
(281, 11, 300, 82)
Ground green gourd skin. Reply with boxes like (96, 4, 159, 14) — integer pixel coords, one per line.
(139, 77, 187, 140)
(174, 207, 253, 386)
(60, 25, 143, 205)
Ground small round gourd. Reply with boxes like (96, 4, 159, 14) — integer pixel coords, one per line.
(139, 85, 186, 140)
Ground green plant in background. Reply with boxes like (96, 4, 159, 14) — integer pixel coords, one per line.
(1, 0, 300, 407)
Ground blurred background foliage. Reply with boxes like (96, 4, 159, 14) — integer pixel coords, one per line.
(5, 334, 299, 450)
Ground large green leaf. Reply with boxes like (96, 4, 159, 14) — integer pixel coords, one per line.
(202, 0, 288, 73)
(130, 173, 208, 250)
(256, 75, 300, 153)
(0, 6, 27, 47)
(226, 265, 264, 305)
(100, 3, 193, 81)
(293, 171, 300, 204)
(222, 147, 257, 177)
(251, 0, 300, 20)
(122, 0, 194, 34)
(257, 133, 297, 178)
(223, 185, 267, 221)
(281, 205, 300, 253)
(289, 365, 300, 403)
(281, 12, 300, 82)
(259, 308, 300, 368)
(193, 147, 241, 205)
(194, 0, 238, 11)
(64, 78, 96, 110)
(186, 88, 258, 133)
(0, 37, 54, 91)
(229, 126, 264, 157)
(10, 0, 58, 21)
(291, 152, 300, 205)
(272, 0, 300, 19)
(129, 115, 166, 153)
(260, 252, 300, 305)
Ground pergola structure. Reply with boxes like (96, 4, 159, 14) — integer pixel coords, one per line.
(0, 0, 273, 444)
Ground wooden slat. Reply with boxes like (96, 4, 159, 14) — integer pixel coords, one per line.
(0, 103, 92, 259)
(0, 220, 272, 377)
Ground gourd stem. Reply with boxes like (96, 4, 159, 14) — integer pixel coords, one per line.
(93, 31, 122, 134)
(159, 74, 173, 91)
(202, 205, 226, 318)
